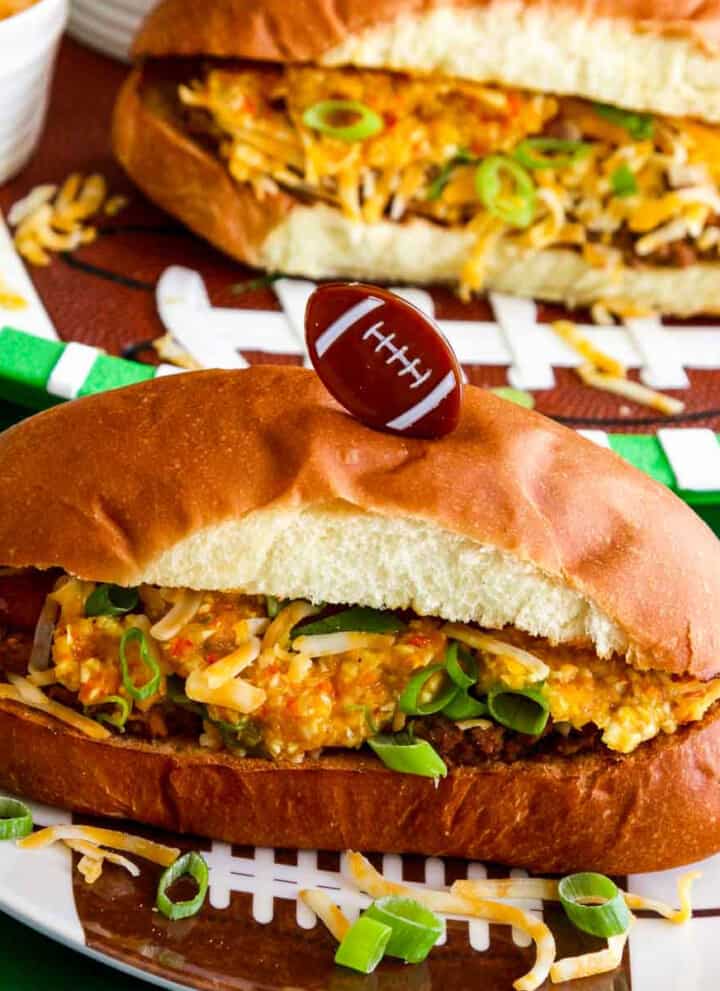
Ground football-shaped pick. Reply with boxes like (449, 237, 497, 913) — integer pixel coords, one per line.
(305, 283, 463, 438)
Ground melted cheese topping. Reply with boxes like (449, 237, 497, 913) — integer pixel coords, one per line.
(180, 66, 720, 298)
(44, 580, 720, 759)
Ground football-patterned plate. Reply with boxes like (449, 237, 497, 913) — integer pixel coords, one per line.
(2, 793, 720, 990)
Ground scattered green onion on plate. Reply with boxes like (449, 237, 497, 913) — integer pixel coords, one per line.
(302, 100, 384, 143)
(119, 627, 161, 702)
(0, 797, 33, 841)
(335, 915, 392, 973)
(487, 684, 550, 735)
(363, 896, 444, 963)
(368, 734, 447, 779)
(559, 872, 632, 937)
(85, 583, 139, 617)
(156, 851, 209, 921)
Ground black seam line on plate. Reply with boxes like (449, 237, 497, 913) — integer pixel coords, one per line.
(552, 408, 720, 428)
(59, 252, 155, 292)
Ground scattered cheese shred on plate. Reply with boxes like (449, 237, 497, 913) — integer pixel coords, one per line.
(64, 838, 141, 884)
(300, 889, 352, 941)
(577, 362, 685, 415)
(550, 319, 626, 377)
(550, 932, 628, 983)
(347, 852, 555, 991)
(18, 825, 180, 867)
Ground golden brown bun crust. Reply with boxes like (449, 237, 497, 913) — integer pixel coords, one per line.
(0, 366, 719, 678)
(111, 65, 292, 267)
(2, 698, 720, 873)
(133, 0, 720, 59)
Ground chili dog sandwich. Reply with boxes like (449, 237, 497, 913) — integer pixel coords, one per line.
(112, 0, 720, 316)
(2, 365, 720, 873)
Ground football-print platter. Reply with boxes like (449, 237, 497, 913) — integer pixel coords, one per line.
(2, 792, 720, 991)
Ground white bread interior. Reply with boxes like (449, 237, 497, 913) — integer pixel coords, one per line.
(322, 1, 720, 122)
(260, 203, 720, 315)
(142, 503, 627, 659)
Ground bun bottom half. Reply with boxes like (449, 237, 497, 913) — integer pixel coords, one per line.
(113, 67, 720, 318)
(3, 698, 720, 874)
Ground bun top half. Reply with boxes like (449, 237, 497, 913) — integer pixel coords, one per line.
(0, 366, 718, 680)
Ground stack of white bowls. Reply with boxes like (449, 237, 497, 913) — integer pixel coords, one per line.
(68, 0, 157, 62)
(0, 0, 68, 183)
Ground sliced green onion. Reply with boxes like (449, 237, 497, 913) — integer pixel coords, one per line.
(594, 103, 654, 140)
(265, 595, 284, 619)
(611, 163, 638, 197)
(85, 584, 139, 617)
(476, 155, 536, 228)
(345, 704, 379, 734)
(363, 896, 443, 963)
(303, 100, 384, 143)
(369, 734, 447, 779)
(445, 642, 476, 690)
(119, 627, 161, 702)
(399, 664, 457, 716)
(559, 872, 631, 937)
(335, 915, 392, 974)
(156, 851, 209, 921)
(211, 716, 263, 751)
(426, 149, 476, 201)
(0, 797, 33, 841)
(514, 137, 591, 170)
(291, 606, 404, 639)
(93, 695, 130, 732)
(487, 684, 549, 735)
(490, 386, 536, 409)
(442, 690, 488, 720)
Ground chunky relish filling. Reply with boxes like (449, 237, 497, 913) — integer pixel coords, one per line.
(179, 64, 720, 304)
(1, 573, 719, 766)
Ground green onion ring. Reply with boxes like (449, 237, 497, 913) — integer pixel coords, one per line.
(514, 137, 591, 170)
(363, 896, 444, 963)
(265, 595, 282, 619)
(119, 627, 161, 702)
(426, 149, 476, 201)
(369, 734, 447, 779)
(490, 386, 536, 409)
(156, 851, 209, 921)
(302, 100, 384, 143)
(93, 695, 130, 732)
(85, 584, 139, 617)
(445, 642, 476, 690)
(475, 155, 536, 228)
(594, 102, 654, 140)
(559, 872, 632, 937)
(291, 606, 404, 639)
(0, 797, 33, 841)
(335, 915, 392, 973)
(399, 663, 457, 716)
(442, 689, 488, 720)
(487, 684, 549, 735)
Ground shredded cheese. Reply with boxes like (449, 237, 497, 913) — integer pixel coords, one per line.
(185, 666, 266, 713)
(347, 852, 554, 991)
(624, 871, 701, 924)
(202, 637, 261, 690)
(442, 625, 549, 682)
(550, 320, 626, 377)
(292, 632, 396, 657)
(150, 590, 204, 641)
(0, 678, 111, 740)
(550, 932, 628, 983)
(64, 838, 141, 883)
(262, 601, 321, 651)
(300, 889, 352, 941)
(576, 363, 685, 415)
(18, 825, 180, 866)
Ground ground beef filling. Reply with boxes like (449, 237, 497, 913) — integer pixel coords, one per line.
(413, 715, 607, 766)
